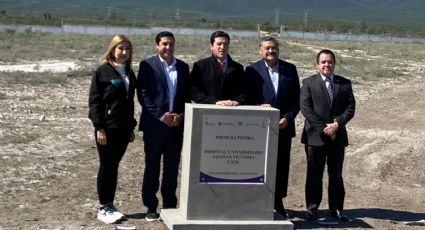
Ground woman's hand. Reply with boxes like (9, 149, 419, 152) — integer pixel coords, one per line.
(96, 129, 107, 145)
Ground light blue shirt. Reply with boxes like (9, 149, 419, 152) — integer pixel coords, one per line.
(159, 55, 177, 111)
(264, 61, 279, 95)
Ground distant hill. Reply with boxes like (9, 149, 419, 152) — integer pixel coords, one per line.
(1, 0, 424, 29)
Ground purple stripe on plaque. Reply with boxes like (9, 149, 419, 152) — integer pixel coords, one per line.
(199, 172, 264, 183)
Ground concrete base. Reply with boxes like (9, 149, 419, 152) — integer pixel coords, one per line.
(161, 209, 293, 230)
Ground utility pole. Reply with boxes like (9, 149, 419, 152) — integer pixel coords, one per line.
(23, 0, 28, 16)
(303, 10, 309, 31)
(274, 8, 280, 26)
(175, 8, 180, 21)
(106, 6, 112, 19)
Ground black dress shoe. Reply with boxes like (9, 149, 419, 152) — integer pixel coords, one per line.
(274, 207, 294, 219)
(329, 209, 350, 221)
(306, 209, 318, 220)
(286, 211, 294, 219)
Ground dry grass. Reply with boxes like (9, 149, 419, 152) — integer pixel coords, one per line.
(2, 31, 423, 83)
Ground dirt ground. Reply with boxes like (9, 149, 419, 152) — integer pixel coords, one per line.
(0, 46, 424, 230)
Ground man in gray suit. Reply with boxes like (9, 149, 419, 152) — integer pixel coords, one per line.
(300, 49, 355, 221)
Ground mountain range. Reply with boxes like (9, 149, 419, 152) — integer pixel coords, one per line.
(1, 0, 424, 28)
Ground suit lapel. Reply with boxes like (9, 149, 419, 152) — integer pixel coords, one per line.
(278, 60, 286, 92)
(223, 55, 235, 77)
(259, 60, 274, 92)
(223, 57, 229, 75)
(332, 75, 340, 100)
(314, 74, 332, 106)
(175, 60, 184, 98)
(153, 55, 169, 93)
(209, 56, 223, 79)
(253, 60, 276, 104)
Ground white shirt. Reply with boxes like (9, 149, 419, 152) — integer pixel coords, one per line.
(320, 74, 334, 82)
(116, 64, 129, 92)
(159, 55, 178, 111)
(264, 61, 279, 95)
(321, 74, 334, 87)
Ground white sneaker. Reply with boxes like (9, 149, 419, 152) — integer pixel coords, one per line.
(110, 206, 126, 221)
(97, 205, 125, 224)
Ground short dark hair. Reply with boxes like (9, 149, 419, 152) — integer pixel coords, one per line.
(259, 35, 279, 47)
(155, 31, 175, 44)
(316, 49, 336, 64)
(210, 31, 230, 45)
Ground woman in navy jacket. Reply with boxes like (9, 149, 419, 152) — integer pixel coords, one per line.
(88, 34, 137, 224)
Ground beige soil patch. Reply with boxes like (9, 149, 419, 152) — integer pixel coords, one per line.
(0, 60, 81, 73)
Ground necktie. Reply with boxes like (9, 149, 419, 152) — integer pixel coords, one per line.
(218, 61, 224, 73)
(325, 77, 333, 100)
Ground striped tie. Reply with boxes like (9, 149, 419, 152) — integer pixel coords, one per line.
(218, 61, 224, 73)
(326, 77, 333, 100)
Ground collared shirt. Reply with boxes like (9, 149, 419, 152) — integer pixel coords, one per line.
(264, 60, 279, 95)
(217, 57, 228, 74)
(320, 74, 334, 82)
(159, 55, 178, 111)
(321, 74, 334, 89)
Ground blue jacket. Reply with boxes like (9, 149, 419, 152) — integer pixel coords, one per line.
(246, 59, 300, 137)
(136, 55, 190, 132)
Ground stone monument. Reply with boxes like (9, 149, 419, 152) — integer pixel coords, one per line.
(161, 104, 293, 230)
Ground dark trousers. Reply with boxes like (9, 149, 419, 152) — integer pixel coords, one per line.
(142, 126, 183, 212)
(305, 143, 345, 211)
(96, 128, 131, 205)
(274, 134, 292, 210)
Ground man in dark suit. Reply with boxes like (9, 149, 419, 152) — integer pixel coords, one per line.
(245, 35, 300, 218)
(137, 31, 190, 221)
(190, 30, 246, 106)
(300, 49, 356, 221)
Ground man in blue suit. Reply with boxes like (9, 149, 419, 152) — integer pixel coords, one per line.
(245, 35, 300, 218)
(137, 31, 190, 221)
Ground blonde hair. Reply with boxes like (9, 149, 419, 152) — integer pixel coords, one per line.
(101, 34, 133, 68)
